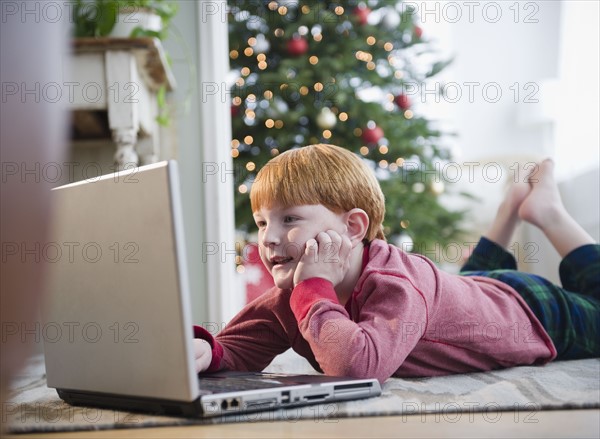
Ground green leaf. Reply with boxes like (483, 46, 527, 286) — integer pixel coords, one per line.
(156, 114, 170, 126)
(157, 84, 167, 108)
(129, 27, 162, 39)
(95, 0, 118, 36)
(426, 59, 454, 78)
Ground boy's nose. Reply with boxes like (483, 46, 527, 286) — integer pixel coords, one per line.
(261, 225, 281, 246)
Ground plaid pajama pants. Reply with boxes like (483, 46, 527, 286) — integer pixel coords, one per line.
(460, 237, 600, 360)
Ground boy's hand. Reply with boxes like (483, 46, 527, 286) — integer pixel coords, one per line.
(293, 229, 352, 288)
(193, 338, 212, 373)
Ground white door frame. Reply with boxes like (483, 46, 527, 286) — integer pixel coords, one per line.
(196, 0, 242, 323)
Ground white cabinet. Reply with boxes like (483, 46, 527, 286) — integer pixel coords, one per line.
(71, 37, 175, 169)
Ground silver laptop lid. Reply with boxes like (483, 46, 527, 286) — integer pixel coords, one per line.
(43, 161, 199, 401)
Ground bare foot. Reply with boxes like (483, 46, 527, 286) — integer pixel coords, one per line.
(518, 158, 595, 257)
(518, 159, 563, 231)
(502, 169, 533, 217)
(482, 163, 533, 249)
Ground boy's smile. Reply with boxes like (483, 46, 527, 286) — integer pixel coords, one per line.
(253, 204, 348, 290)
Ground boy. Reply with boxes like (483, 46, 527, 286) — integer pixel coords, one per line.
(193, 144, 599, 383)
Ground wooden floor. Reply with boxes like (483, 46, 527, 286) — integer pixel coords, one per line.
(7, 409, 599, 438)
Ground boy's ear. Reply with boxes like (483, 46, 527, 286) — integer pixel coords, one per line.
(345, 208, 369, 246)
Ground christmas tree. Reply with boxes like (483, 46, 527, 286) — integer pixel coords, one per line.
(228, 0, 466, 257)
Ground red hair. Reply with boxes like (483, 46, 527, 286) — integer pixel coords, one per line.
(250, 144, 386, 241)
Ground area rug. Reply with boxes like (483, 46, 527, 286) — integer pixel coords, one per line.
(3, 352, 599, 433)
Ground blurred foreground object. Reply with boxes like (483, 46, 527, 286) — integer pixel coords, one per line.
(0, 1, 68, 412)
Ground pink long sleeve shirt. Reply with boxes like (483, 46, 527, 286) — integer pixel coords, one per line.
(196, 239, 557, 383)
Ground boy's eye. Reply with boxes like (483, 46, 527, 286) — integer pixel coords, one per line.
(255, 220, 266, 228)
(283, 216, 297, 223)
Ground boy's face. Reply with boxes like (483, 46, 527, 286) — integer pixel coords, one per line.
(252, 204, 347, 290)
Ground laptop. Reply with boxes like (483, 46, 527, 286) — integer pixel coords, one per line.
(42, 160, 381, 418)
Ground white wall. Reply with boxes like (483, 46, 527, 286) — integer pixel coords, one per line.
(419, 1, 599, 280)
(554, 1, 600, 180)
(420, 0, 561, 159)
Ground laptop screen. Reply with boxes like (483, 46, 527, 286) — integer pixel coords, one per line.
(43, 161, 199, 401)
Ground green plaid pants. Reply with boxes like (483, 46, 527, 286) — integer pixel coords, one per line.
(461, 237, 600, 360)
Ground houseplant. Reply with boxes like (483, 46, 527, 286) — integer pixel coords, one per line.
(73, 0, 178, 40)
(72, 0, 179, 126)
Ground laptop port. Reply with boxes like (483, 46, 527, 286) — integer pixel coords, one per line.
(304, 393, 328, 401)
(281, 391, 290, 403)
(220, 398, 241, 411)
(245, 398, 277, 409)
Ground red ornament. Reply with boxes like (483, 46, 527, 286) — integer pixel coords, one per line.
(231, 104, 240, 117)
(414, 25, 423, 39)
(287, 36, 308, 56)
(395, 94, 411, 110)
(353, 6, 371, 26)
(361, 125, 384, 144)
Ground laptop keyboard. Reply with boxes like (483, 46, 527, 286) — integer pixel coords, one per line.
(199, 376, 288, 393)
